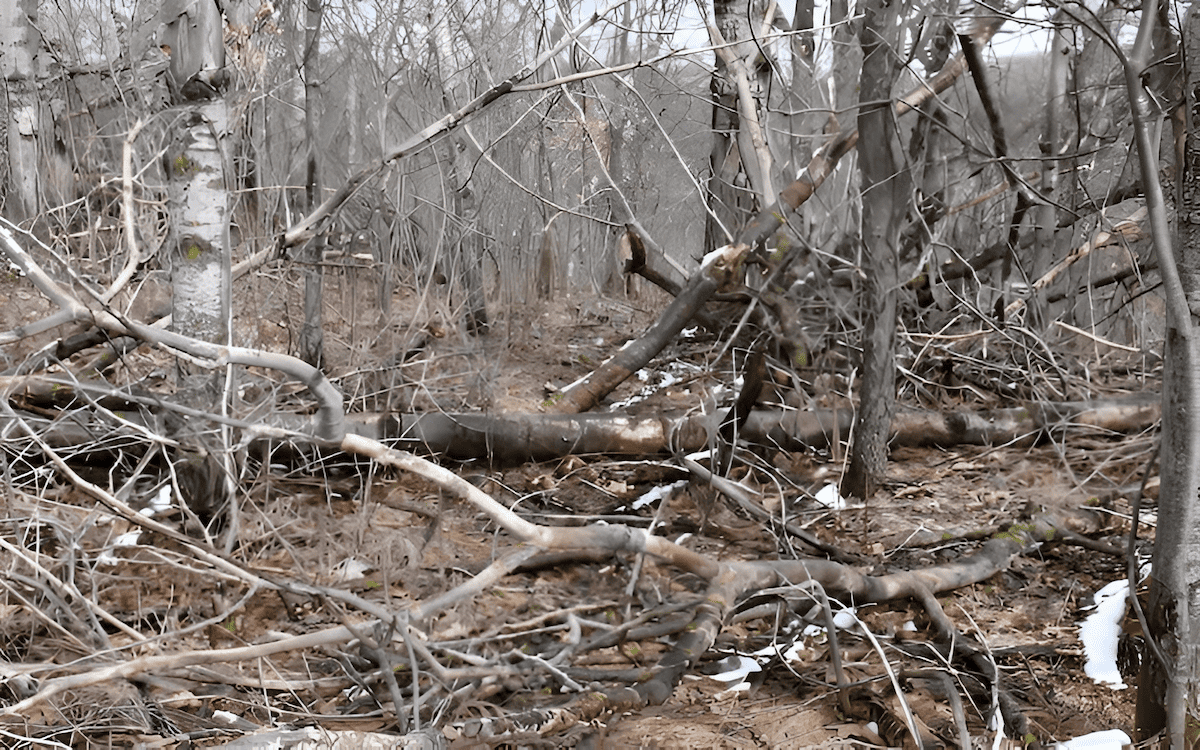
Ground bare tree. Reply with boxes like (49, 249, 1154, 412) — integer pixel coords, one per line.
(1127, 0, 1199, 741)
(840, 0, 909, 499)
(703, 0, 776, 252)
(2, 0, 1190, 744)
(298, 0, 326, 368)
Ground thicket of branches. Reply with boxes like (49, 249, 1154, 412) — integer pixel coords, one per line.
(0, 0, 1182, 745)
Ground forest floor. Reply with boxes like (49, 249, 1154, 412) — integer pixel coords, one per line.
(0, 269, 1154, 748)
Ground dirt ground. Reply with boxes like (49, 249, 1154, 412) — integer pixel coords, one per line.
(0, 267, 1153, 748)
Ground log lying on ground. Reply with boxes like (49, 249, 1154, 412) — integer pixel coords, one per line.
(3, 372, 1157, 462)
(358, 392, 1159, 462)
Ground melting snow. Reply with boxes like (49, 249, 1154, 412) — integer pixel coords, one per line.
(1079, 579, 1131, 689)
(814, 483, 846, 510)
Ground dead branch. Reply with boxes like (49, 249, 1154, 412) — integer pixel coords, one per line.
(680, 456, 855, 561)
(1, 420, 1105, 741)
(706, 19, 775, 205)
(1005, 205, 1148, 320)
(547, 243, 749, 414)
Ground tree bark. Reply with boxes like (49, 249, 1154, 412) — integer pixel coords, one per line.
(842, 0, 907, 500)
(428, 34, 489, 334)
(1031, 11, 1071, 325)
(299, 0, 326, 369)
(704, 0, 770, 252)
(166, 100, 231, 350)
(340, 394, 1161, 464)
(1133, 2, 1200, 741)
(0, 0, 42, 224)
(814, 0, 863, 252)
(160, 0, 231, 357)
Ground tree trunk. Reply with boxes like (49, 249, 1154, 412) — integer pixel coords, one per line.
(456, 183, 489, 335)
(1, 0, 43, 224)
(427, 32, 488, 334)
(159, 0, 234, 546)
(298, 0, 325, 369)
(814, 0, 862, 253)
(841, 0, 907, 500)
(161, 0, 230, 353)
(1133, 3, 1200, 741)
(704, 0, 770, 253)
(1031, 12, 1071, 326)
(167, 101, 231, 349)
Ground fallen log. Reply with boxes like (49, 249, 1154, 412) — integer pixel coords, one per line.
(361, 392, 1159, 463)
(3, 372, 1157, 462)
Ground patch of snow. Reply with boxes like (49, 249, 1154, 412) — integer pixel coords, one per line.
(139, 484, 172, 517)
(331, 558, 371, 582)
(708, 654, 761, 684)
(801, 605, 858, 638)
(632, 480, 687, 510)
(114, 531, 141, 547)
(98, 531, 141, 566)
(1054, 729, 1131, 749)
(608, 361, 696, 410)
(802, 622, 825, 638)
(831, 607, 858, 630)
(1079, 578, 1131, 689)
(752, 640, 807, 665)
(700, 245, 731, 269)
(814, 483, 846, 509)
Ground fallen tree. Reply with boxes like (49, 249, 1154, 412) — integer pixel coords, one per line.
(2, 370, 1158, 463)
(370, 393, 1160, 462)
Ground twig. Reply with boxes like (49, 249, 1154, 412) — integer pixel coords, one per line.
(902, 668, 971, 748)
(846, 608, 925, 749)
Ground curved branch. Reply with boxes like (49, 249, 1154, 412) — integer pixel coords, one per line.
(0, 223, 345, 440)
